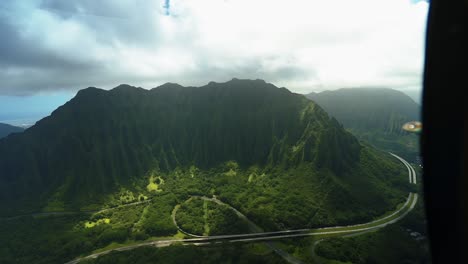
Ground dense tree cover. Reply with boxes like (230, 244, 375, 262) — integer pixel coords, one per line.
(0, 213, 281, 264)
(162, 145, 408, 232)
(0, 147, 410, 263)
(0, 193, 181, 263)
(211, 148, 407, 230)
(315, 117, 361, 174)
(81, 244, 286, 264)
(135, 193, 178, 237)
(0, 123, 24, 139)
(176, 199, 205, 235)
(265, 188, 429, 264)
(315, 191, 430, 264)
(176, 198, 250, 236)
(307, 88, 420, 162)
(315, 225, 430, 264)
(0, 215, 92, 264)
(206, 201, 250, 235)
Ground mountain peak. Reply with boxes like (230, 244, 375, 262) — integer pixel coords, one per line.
(111, 84, 148, 94)
(113, 84, 135, 90)
(156, 82, 184, 89)
(74, 86, 106, 98)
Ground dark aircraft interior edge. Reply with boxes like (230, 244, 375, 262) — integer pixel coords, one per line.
(422, 0, 467, 262)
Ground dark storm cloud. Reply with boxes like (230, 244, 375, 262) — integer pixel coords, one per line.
(0, 0, 168, 95)
(0, 5, 90, 70)
(39, 0, 163, 47)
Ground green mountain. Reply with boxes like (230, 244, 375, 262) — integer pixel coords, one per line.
(0, 80, 409, 223)
(306, 88, 420, 162)
(0, 79, 414, 263)
(0, 123, 24, 139)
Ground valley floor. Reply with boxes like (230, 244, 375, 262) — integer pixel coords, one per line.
(0, 154, 426, 264)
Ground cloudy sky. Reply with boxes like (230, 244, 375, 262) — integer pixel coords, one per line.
(0, 0, 428, 123)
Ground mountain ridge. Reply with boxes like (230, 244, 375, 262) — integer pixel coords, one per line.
(0, 123, 24, 139)
(306, 87, 420, 161)
(0, 79, 355, 212)
(0, 80, 407, 233)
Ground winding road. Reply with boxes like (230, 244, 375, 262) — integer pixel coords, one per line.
(64, 153, 418, 264)
(390, 153, 417, 184)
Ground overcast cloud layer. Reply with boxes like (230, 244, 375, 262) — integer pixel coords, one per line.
(0, 0, 428, 95)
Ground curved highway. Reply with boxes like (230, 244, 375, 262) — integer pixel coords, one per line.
(63, 153, 417, 264)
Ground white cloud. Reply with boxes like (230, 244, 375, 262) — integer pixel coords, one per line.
(0, 0, 428, 95)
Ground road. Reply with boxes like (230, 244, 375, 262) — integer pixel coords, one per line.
(65, 153, 418, 264)
(311, 152, 419, 263)
(390, 152, 417, 184)
(65, 193, 417, 264)
(173, 195, 306, 263)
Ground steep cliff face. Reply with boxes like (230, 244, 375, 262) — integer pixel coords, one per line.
(0, 79, 364, 214)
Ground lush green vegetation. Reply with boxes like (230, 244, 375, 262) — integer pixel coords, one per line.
(315, 225, 429, 264)
(307, 88, 420, 162)
(314, 189, 430, 264)
(150, 143, 408, 232)
(0, 193, 181, 264)
(206, 200, 250, 235)
(0, 147, 410, 263)
(0, 80, 416, 263)
(258, 193, 429, 264)
(215, 148, 407, 230)
(0, 215, 93, 264)
(134, 193, 178, 238)
(81, 244, 286, 264)
(251, 168, 428, 264)
(176, 197, 250, 236)
(176, 198, 205, 235)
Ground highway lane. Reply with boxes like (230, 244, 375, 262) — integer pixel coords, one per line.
(65, 193, 418, 264)
(226, 194, 418, 242)
(66, 153, 418, 264)
(407, 158, 417, 184)
(310, 153, 419, 263)
(171, 193, 413, 241)
(390, 153, 412, 183)
(172, 195, 305, 263)
(390, 152, 417, 184)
